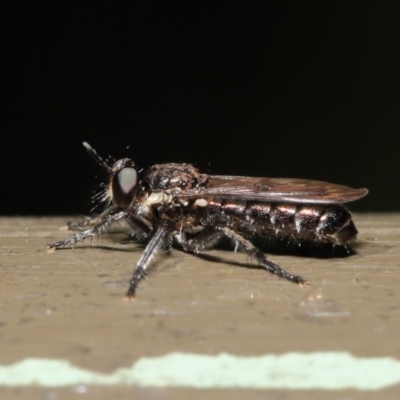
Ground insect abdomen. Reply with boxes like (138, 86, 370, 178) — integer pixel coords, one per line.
(202, 199, 358, 245)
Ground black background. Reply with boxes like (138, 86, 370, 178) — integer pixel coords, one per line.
(3, 3, 400, 215)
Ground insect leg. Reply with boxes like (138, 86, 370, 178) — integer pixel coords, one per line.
(176, 226, 306, 285)
(124, 215, 154, 241)
(175, 227, 224, 253)
(216, 226, 307, 285)
(65, 206, 120, 231)
(126, 221, 171, 298)
(47, 211, 130, 251)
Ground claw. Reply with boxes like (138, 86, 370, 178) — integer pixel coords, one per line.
(47, 245, 56, 253)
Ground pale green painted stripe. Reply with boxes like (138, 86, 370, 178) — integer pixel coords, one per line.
(1, 352, 400, 390)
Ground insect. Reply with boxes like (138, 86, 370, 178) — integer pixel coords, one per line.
(47, 142, 368, 298)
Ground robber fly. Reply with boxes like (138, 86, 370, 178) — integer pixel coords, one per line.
(47, 142, 368, 298)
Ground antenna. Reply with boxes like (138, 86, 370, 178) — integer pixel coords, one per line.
(82, 142, 112, 173)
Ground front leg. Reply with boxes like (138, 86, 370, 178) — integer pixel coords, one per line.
(65, 206, 120, 231)
(47, 211, 130, 251)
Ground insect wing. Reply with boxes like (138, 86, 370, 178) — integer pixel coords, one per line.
(180, 175, 368, 204)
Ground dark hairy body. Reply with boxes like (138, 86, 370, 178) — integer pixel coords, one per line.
(48, 143, 368, 298)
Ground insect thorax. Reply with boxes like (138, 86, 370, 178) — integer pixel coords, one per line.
(142, 163, 208, 191)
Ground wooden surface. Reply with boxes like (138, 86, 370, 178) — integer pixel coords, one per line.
(0, 214, 400, 399)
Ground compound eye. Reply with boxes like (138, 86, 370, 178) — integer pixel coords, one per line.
(112, 167, 138, 209)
